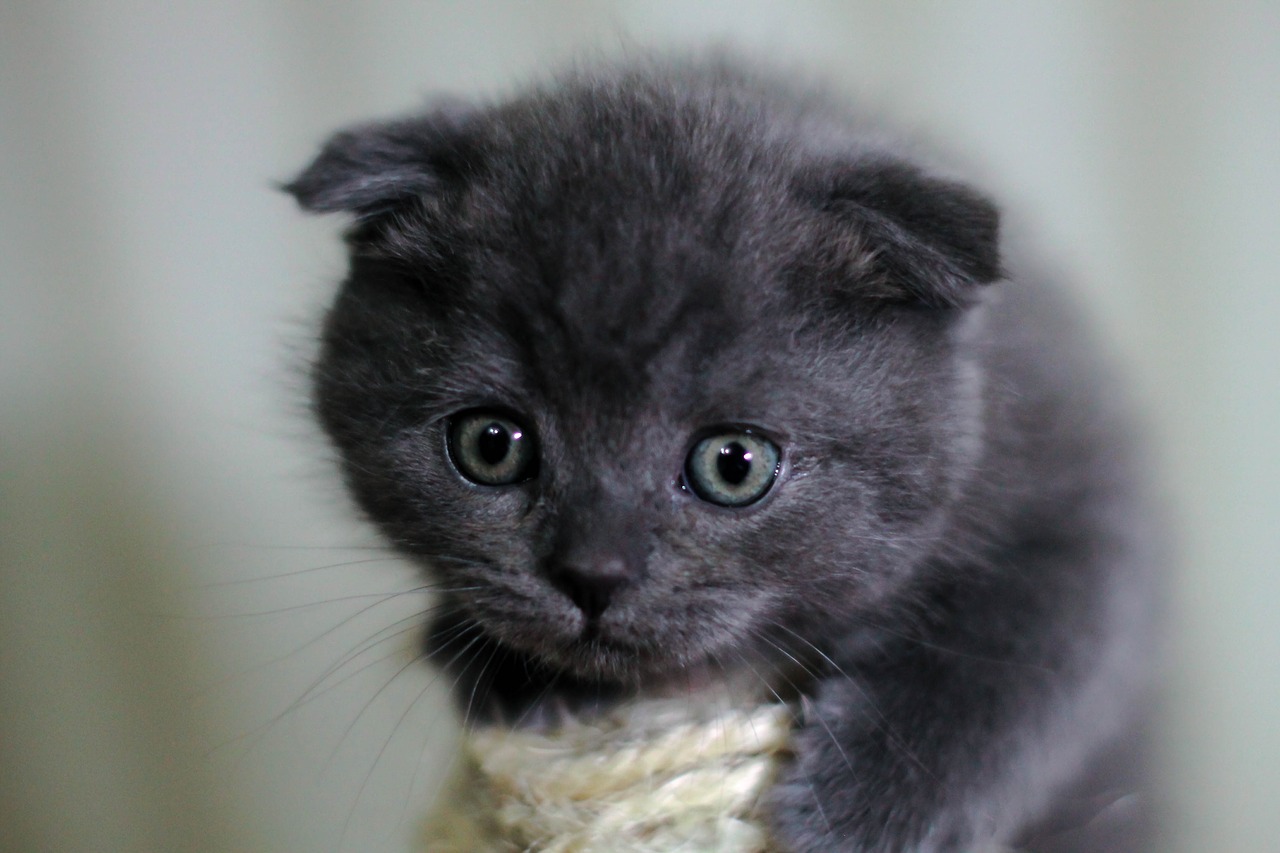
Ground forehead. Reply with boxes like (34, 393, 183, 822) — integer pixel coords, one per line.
(442, 243, 804, 444)
(434, 89, 822, 437)
(517, 275, 786, 426)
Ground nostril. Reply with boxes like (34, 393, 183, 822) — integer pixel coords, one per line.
(550, 558, 631, 620)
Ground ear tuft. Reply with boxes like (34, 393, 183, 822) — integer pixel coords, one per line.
(282, 105, 476, 220)
(814, 159, 1002, 308)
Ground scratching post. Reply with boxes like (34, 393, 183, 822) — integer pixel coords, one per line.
(421, 695, 794, 852)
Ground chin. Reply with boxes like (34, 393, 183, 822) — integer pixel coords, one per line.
(537, 620, 723, 686)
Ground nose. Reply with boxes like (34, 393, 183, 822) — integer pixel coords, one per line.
(549, 556, 633, 620)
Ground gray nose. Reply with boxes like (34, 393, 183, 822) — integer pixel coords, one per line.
(550, 556, 632, 620)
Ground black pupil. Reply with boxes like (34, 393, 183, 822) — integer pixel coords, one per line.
(477, 423, 512, 466)
(716, 441, 753, 485)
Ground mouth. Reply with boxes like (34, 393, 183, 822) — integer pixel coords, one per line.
(498, 614, 703, 685)
(554, 611, 764, 687)
(462, 586, 762, 685)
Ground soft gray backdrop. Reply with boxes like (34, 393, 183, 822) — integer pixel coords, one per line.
(2, 2, 1276, 851)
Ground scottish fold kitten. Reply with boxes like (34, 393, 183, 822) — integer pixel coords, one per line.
(287, 58, 1159, 852)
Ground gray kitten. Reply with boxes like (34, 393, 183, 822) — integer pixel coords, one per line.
(287, 58, 1160, 852)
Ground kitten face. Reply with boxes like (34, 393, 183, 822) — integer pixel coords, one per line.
(296, 63, 998, 684)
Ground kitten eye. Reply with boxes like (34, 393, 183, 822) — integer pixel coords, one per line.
(684, 429, 780, 507)
(446, 410, 538, 486)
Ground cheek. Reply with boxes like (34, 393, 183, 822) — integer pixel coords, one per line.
(344, 433, 546, 567)
(729, 474, 935, 596)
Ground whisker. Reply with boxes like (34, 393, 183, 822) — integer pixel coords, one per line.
(208, 604, 472, 761)
(292, 593, 482, 705)
(191, 590, 471, 707)
(289, 608, 441, 711)
(510, 671, 563, 730)
(847, 616, 1056, 676)
(725, 645, 832, 840)
(325, 623, 485, 772)
(194, 586, 437, 619)
(333, 641, 458, 853)
(199, 555, 408, 587)
(208, 543, 399, 552)
(751, 625, 941, 789)
(460, 638, 504, 733)
(329, 624, 490, 852)
(746, 629, 859, 776)
(209, 623, 428, 761)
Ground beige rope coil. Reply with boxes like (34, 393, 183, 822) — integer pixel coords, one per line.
(421, 696, 795, 852)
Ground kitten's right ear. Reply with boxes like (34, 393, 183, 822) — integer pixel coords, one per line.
(283, 105, 476, 220)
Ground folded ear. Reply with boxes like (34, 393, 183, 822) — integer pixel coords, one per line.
(809, 158, 1002, 308)
(283, 104, 476, 221)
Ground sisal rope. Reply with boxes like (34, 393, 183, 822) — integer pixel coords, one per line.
(421, 695, 795, 852)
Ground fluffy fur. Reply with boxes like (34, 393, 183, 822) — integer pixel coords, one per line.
(287, 57, 1160, 852)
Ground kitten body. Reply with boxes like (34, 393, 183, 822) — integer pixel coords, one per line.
(288, 59, 1160, 852)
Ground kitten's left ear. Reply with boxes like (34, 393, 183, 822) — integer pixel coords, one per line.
(283, 104, 476, 221)
(809, 159, 1003, 308)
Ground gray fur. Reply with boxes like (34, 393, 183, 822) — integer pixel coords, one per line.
(287, 57, 1160, 851)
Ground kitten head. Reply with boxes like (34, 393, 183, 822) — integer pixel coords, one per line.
(288, 62, 1001, 683)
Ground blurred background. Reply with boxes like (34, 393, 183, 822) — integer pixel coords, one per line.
(2, 2, 1276, 851)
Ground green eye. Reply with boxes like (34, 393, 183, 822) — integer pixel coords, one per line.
(685, 429, 780, 507)
(447, 410, 538, 485)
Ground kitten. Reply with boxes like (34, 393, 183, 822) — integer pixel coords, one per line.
(286, 58, 1160, 852)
